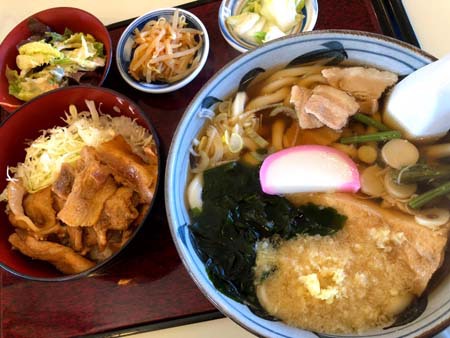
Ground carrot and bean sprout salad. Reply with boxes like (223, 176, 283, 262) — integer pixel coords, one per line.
(129, 10, 204, 83)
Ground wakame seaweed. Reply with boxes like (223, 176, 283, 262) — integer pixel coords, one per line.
(189, 161, 347, 317)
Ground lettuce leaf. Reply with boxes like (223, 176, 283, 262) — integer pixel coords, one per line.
(5, 67, 22, 99)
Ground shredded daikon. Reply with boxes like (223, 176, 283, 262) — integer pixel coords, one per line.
(129, 9, 203, 83)
(7, 100, 154, 194)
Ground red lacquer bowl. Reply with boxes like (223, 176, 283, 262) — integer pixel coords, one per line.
(0, 86, 160, 281)
(0, 7, 112, 113)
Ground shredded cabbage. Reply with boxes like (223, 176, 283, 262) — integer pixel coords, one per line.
(8, 100, 153, 194)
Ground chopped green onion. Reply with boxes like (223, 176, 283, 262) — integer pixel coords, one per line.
(339, 131, 402, 144)
(352, 113, 390, 131)
(408, 181, 450, 209)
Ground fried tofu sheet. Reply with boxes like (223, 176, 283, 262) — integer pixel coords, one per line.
(254, 192, 449, 333)
(286, 192, 449, 295)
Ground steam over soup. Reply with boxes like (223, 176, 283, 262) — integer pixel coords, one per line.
(186, 62, 450, 333)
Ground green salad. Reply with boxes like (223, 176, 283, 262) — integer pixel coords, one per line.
(226, 0, 305, 45)
(6, 26, 106, 102)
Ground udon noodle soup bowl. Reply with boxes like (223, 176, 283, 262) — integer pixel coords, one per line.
(166, 30, 450, 337)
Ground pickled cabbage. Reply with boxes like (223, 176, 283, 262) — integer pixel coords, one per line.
(226, 0, 304, 44)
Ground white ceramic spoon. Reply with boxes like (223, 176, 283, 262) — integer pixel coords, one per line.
(384, 53, 450, 141)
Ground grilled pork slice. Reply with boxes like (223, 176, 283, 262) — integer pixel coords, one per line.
(66, 226, 83, 252)
(23, 186, 57, 228)
(96, 136, 157, 203)
(6, 181, 61, 238)
(304, 85, 359, 130)
(9, 232, 95, 274)
(93, 187, 140, 251)
(52, 163, 76, 200)
(6, 181, 37, 232)
(57, 150, 117, 227)
(322, 66, 398, 101)
(96, 187, 139, 231)
(287, 192, 449, 295)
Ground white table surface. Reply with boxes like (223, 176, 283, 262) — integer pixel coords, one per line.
(0, 0, 190, 42)
(402, 0, 450, 58)
(0, 1, 448, 337)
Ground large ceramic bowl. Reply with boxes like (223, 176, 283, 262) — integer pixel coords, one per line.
(0, 7, 112, 113)
(165, 30, 450, 337)
(0, 86, 160, 281)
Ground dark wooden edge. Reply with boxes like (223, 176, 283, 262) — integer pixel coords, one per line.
(371, 0, 420, 47)
(106, 0, 217, 31)
(385, 0, 420, 47)
(371, 0, 396, 38)
(85, 311, 224, 337)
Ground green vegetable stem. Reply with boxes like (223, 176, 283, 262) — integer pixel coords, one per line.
(339, 131, 402, 144)
(352, 113, 390, 131)
(408, 181, 450, 209)
(393, 163, 450, 184)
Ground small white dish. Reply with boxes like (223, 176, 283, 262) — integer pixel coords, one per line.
(218, 0, 319, 53)
(116, 7, 209, 94)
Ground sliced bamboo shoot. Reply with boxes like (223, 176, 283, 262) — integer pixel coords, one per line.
(384, 171, 417, 199)
(381, 139, 419, 169)
(415, 208, 450, 229)
(360, 165, 385, 197)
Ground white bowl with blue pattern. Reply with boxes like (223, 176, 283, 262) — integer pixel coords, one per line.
(219, 0, 319, 53)
(116, 8, 209, 93)
(165, 30, 450, 338)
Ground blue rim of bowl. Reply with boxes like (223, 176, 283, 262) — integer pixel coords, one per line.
(218, 0, 319, 53)
(165, 30, 442, 338)
(0, 85, 161, 282)
(116, 8, 210, 93)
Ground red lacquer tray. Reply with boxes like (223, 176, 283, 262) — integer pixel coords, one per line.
(0, 1, 404, 336)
